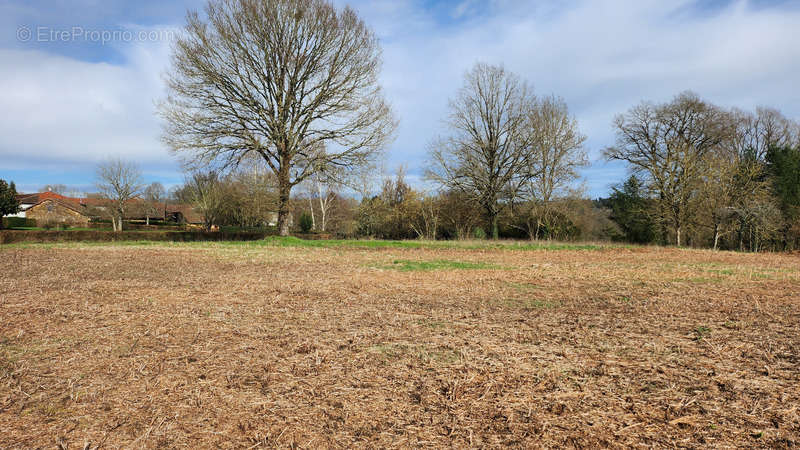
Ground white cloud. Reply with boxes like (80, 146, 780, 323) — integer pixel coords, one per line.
(0, 33, 174, 171)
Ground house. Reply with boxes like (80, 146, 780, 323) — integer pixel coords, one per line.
(7, 190, 253, 229)
(8, 192, 68, 218)
(12, 192, 91, 227)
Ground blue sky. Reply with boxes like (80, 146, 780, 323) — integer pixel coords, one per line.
(2, 0, 799, 197)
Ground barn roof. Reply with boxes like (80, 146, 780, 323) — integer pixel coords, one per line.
(17, 191, 83, 204)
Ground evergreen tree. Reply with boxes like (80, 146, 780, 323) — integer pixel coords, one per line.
(766, 145, 800, 249)
(766, 145, 800, 220)
(602, 176, 657, 244)
(0, 179, 21, 229)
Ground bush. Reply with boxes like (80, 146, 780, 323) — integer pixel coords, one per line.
(0, 230, 279, 244)
(2, 217, 36, 228)
(473, 227, 486, 239)
(39, 222, 75, 231)
(299, 212, 314, 233)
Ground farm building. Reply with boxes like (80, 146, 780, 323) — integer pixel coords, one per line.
(7, 191, 206, 226)
(16, 194, 91, 227)
(9, 192, 80, 219)
(24, 199, 91, 227)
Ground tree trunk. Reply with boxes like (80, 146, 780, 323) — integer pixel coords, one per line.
(277, 173, 292, 237)
(490, 213, 499, 240)
(308, 196, 316, 231)
(525, 219, 535, 241)
(713, 224, 720, 251)
(753, 226, 759, 253)
(458, 225, 469, 240)
(319, 198, 327, 232)
(316, 184, 326, 232)
(146, 215, 150, 226)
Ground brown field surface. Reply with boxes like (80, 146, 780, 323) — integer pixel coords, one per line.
(1, 240, 799, 448)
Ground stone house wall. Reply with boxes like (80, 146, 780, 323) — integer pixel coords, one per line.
(25, 200, 90, 227)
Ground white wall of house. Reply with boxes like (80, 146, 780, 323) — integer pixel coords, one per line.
(3, 203, 32, 218)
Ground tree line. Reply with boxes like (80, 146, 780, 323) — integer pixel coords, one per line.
(155, 0, 799, 250)
(4, 0, 798, 250)
(603, 94, 800, 251)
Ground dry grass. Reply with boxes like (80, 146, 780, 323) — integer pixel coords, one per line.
(1, 241, 799, 448)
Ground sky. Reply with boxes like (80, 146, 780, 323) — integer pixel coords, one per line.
(1, 0, 799, 197)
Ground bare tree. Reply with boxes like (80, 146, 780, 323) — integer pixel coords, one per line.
(734, 198, 783, 252)
(96, 159, 144, 232)
(143, 182, 166, 225)
(438, 190, 481, 240)
(303, 168, 341, 232)
(523, 95, 588, 239)
(299, 145, 348, 232)
(427, 63, 538, 239)
(160, 0, 396, 236)
(418, 196, 441, 240)
(605, 92, 728, 246)
(226, 164, 279, 228)
(187, 172, 225, 232)
(697, 149, 766, 250)
(528, 95, 588, 203)
(729, 107, 797, 162)
(698, 110, 775, 250)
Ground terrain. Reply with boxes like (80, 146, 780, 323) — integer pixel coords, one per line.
(1, 239, 798, 448)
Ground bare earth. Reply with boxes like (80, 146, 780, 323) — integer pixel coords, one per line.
(1, 241, 799, 448)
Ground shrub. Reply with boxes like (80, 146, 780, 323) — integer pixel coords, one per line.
(2, 217, 36, 228)
(0, 230, 279, 244)
(473, 227, 486, 239)
(40, 222, 71, 231)
(299, 212, 314, 233)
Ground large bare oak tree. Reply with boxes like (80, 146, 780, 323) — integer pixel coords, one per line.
(427, 63, 538, 239)
(160, 0, 395, 235)
(605, 92, 728, 246)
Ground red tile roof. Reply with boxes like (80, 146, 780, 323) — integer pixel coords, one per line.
(18, 192, 85, 211)
(17, 191, 82, 204)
